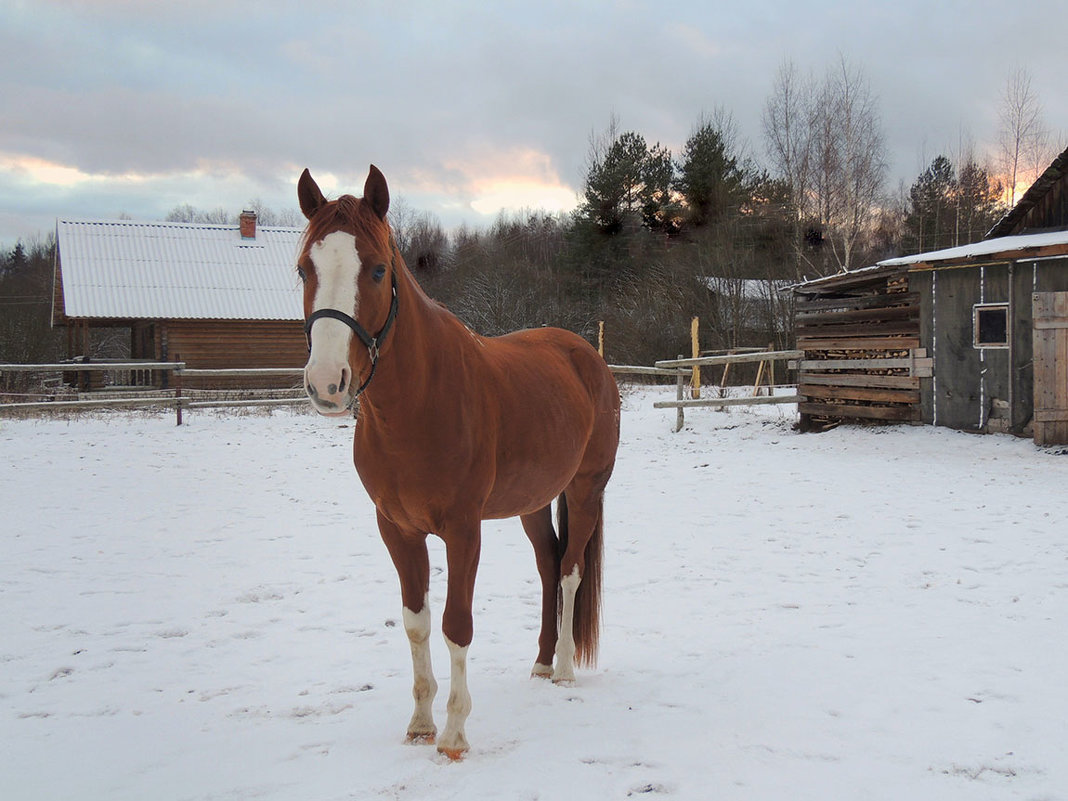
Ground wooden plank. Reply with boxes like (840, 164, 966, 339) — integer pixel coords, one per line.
(653, 395, 801, 410)
(1035, 409, 1068, 423)
(795, 271, 908, 296)
(797, 337, 920, 351)
(609, 365, 691, 377)
(795, 292, 919, 313)
(177, 367, 303, 377)
(1034, 318, 1068, 330)
(795, 320, 920, 338)
(799, 401, 920, 422)
(800, 384, 920, 404)
(799, 373, 919, 390)
(795, 304, 918, 325)
(655, 350, 804, 370)
(797, 357, 929, 371)
(0, 361, 180, 372)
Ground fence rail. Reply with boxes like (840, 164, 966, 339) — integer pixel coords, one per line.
(0, 361, 308, 424)
(2, 353, 799, 431)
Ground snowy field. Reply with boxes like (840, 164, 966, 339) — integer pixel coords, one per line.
(3, 387, 1068, 801)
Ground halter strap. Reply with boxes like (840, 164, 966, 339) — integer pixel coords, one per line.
(304, 269, 399, 402)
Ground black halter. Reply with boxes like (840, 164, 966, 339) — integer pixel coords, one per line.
(304, 269, 399, 403)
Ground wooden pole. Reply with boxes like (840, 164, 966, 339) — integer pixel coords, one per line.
(752, 358, 767, 398)
(598, 320, 605, 358)
(675, 355, 685, 432)
(768, 342, 775, 397)
(175, 356, 183, 426)
(690, 317, 700, 399)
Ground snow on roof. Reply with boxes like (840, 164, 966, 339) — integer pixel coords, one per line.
(878, 229, 1068, 267)
(56, 217, 305, 320)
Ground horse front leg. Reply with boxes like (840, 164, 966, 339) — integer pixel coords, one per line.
(437, 521, 482, 760)
(377, 511, 437, 744)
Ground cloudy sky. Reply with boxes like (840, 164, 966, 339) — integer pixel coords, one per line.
(1, 0, 1065, 245)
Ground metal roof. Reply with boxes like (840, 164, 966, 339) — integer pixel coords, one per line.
(56, 217, 304, 320)
(877, 229, 1068, 267)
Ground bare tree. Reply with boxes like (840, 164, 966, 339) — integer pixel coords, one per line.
(828, 57, 887, 270)
(763, 56, 887, 274)
(763, 59, 813, 221)
(998, 65, 1049, 206)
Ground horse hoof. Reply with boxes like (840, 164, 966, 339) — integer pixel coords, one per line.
(438, 746, 466, 762)
(406, 732, 436, 746)
(530, 663, 553, 679)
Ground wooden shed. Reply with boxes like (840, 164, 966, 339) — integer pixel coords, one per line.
(52, 213, 308, 389)
(796, 146, 1068, 445)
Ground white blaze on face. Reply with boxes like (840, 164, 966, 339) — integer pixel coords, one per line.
(304, 231, 361, 412)
(308, 231, 361, 362)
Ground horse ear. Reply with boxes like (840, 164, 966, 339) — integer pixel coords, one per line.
(364, 164, 390, 220)
(298, 168, 327, 220)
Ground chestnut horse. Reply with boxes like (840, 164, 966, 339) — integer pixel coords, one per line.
(295, 165, 620, 758)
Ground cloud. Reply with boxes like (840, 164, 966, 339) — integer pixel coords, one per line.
(2, 0, 1068, 245)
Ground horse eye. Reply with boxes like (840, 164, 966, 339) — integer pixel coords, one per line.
(296, 266, 307, 283)
(372, 265, 386, 283)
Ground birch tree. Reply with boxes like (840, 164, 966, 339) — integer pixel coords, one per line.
(998, 65, 1051, 206)
(763, 57, 887, 274)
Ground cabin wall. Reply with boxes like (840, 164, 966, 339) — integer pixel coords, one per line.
(158, 320, 307, 389)
(916, 257, 1068, 436)
(917, 263, 1010, 433)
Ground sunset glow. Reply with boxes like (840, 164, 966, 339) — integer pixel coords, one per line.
(469, 179, 577, 216)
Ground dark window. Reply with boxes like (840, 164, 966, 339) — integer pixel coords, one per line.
(974, 304, 1009, 348)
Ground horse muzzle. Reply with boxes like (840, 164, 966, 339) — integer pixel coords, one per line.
(304, 361, 356, 417)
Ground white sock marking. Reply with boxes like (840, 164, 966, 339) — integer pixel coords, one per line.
(439, 636, 472, 755)
(403, 597, 437, 738)
(553, 565, 581, 684)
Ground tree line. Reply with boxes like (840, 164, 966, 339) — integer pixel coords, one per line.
(1, 60, 1061, 372)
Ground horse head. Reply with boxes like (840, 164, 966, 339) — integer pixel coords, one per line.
(296, 165, 398, 416)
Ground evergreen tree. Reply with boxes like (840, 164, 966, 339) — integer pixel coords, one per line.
(580, 130, 673, 236)
(674, 121, 746, 228)
(956, 161, 1006, 242)
(904, 156, 1006, 253)
(905, 155, 956, 253)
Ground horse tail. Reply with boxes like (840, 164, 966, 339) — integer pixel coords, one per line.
(556, 491, 603, 668)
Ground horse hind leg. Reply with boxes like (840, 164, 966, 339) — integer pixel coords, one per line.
(520, 505, 560, 678)
(553, 484, 606, 685)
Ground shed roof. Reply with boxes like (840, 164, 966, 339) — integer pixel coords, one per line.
(877, 228, 1068, 268)
(56, 217, 304, 320)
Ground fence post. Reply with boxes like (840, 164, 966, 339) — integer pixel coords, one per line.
(690, 317, 700, 399)
(174, 357, 183, 426)
(674, 354, 685, 433)
(598, 320, 605, 358)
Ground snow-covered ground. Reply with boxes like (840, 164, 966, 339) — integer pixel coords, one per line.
(3, 388, 1067, 801)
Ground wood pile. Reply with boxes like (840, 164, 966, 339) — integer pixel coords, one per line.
(794, 267, 929, 430)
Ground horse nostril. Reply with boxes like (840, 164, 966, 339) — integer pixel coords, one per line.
(338, 368, 348, 394)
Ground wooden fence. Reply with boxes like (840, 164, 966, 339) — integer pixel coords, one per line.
(649, 350, 803, 431)
(3, 352, 801, 432)
(0, 362, 305, 425)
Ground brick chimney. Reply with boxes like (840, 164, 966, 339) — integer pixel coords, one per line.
(239, 210, 257, 239)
